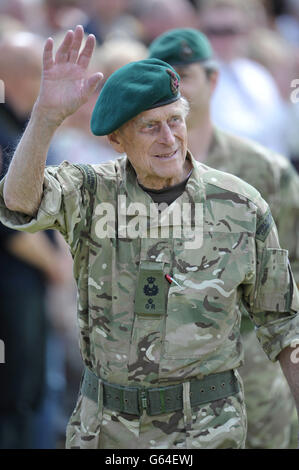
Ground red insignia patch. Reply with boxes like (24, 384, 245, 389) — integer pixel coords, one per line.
(166, 69, 179, 96)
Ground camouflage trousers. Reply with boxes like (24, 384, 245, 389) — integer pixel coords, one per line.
(239, 330, 297, 449)
(66, 371, 247, 449)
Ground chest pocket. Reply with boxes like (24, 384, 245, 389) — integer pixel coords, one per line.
(127, 239, 172, 384)
(162, 231, 252, 360)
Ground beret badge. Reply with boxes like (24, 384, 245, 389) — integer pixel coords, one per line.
(166, 68, 179, 96)
(180, 40, 193, 59)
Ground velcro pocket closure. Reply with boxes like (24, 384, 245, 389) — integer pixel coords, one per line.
(135, 261, 166, 316)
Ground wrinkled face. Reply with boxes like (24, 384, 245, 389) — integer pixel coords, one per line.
(110, 100, 190, 189)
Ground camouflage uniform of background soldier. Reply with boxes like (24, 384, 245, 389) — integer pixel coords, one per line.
(148, 28, 299, 449)
(208, 129, 299, 449)
(1, 28, 299, 449)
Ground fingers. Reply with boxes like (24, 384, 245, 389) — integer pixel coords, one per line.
(43, 38, 54, 71)
(55, 29, 74, 63)
(77, 34, 96, 69)
(68, 25, 84, 63)
(83, 72, 104, 98)
(53, 26, 96, 68)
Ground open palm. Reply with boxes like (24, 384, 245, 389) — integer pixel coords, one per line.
(37, 25, 103, 124)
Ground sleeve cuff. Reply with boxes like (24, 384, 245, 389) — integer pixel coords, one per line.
(0, 169, 62, 233)
(256, 314, 299, 362)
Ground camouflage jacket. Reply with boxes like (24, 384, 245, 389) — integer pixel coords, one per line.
(207, 127, 299, 283)
(0, 153, 299, 387)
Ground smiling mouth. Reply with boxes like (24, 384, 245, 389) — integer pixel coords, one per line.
(153, 150, 178, 159)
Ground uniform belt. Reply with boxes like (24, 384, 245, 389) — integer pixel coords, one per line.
(81, 368, 240, 416)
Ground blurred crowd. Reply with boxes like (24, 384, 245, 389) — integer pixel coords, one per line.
(0, 0, 299, 449)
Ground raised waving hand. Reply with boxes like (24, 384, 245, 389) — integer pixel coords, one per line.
(3, 26, 103, 215)
(36, 25, 103, 125)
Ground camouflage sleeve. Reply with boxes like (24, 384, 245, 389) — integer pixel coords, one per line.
(0, 161, 85, 245)
(242, 196, 299, 362)
(275, 159, 299, 285)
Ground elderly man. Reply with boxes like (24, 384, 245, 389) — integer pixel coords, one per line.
(148, 27, 299, 449)
(1, 26, 299, 450)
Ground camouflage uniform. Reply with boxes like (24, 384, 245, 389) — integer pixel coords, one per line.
(207, 127, 299, 448)
(207, 127, 299, 281)
(0, 153, 299, 449)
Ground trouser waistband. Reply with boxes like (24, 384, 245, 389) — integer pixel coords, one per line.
(81, 368, 240, 416)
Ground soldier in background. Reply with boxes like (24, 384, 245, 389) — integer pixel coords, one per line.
(1, 25, 299, 449)
(148, 27, 299, 448)
(196, 0, 289, 157)
(247, 27, 299, 172)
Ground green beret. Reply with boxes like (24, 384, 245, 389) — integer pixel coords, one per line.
(148, 28, 214, 66)
(91, 58, 181, 136)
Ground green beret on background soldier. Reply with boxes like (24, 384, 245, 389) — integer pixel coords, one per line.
(1, 26, 299, 449)
(149, 27, 299, 449)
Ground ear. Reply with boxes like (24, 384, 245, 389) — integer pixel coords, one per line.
(209, 70, 219, 94)
(107, 131, 125, 154)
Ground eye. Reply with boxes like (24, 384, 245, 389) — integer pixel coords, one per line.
(179, 72, 189, 79)
(140, 122, 159, 133)
(141, 122, 157, 131)
(169, 116, 182, 125)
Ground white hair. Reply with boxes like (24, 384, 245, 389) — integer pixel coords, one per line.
(179, 96, 190, 119)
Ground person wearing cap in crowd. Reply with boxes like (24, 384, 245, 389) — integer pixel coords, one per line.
(1, 25, 299, 450)
(196, 0, 289, 158)
(148, 27, 299, 449)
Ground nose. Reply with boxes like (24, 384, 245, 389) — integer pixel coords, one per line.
(158, 122, 176, 146)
